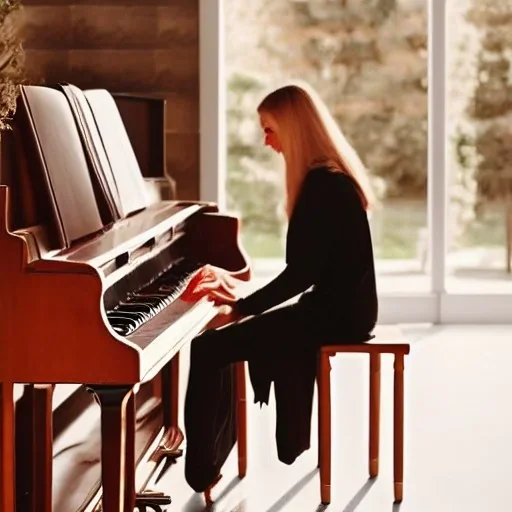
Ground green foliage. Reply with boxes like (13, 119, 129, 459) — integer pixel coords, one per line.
(0, 0, 24, 131)
(469, 3, 512, 206)
(226, 0, 428, 205)
(226, 71, 285, 237)
(447, 0, 482, 245)
(475, 124, 512, 202)
(449, 0, 512, 248)
(281, 0, 428, 200)
(349, 113, 427, 198)
(0, 0, 20, 23)
(225, 0, 512, 259)
(240, 230, 284, 259)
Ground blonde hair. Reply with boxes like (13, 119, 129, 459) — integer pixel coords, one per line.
(257, 82, 374, 217)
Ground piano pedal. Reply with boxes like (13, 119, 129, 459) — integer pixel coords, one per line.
(148, 426, 185, 484)
(135, 490, 171, 512)
(154, 455, 180, 485)
(150, 426, 184, 462)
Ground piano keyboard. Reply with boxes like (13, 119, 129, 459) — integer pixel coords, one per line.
(106, 259, 203, 336)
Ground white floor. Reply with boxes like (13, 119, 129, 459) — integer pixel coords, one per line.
(155, 325, 512, 512)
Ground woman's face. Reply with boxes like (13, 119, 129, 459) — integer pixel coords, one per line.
(259, 113, 282, 153)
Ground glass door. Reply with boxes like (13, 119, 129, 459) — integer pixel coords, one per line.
(199, 0, 512, 323)
(441, 0, 512, 322)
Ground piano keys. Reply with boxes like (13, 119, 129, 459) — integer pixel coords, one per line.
(0, 83, 251, 511)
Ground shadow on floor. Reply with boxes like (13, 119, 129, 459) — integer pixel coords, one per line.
(180, 470, 391, 512)
(182, 491, 207, 512)
(182, 476, 244, 512)
(342, 477, 376, 512)
(265, 469, 319, 512)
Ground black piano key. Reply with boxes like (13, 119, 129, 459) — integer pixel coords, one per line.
(112, 325, 126, 333)
(129, 294, 173, 310)
(125, 298, 164, 309)
(105, 258, 206, 336)
(116, 303, 153, 318)
(125, 302, 162, 317)
(111, 324, 132, 336)
(130, 292, 170, 300)
(114, 311, 150, 324)
(108, 324, 134, 336)
(106, 313, 141, 328)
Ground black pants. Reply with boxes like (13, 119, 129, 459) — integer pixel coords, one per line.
(184, 302, 321, 492)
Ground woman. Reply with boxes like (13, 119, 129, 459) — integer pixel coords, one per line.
(183, 83, 378, 500)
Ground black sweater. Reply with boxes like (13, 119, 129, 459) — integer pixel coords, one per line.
(182, 168, 379, 488)
(234, 166, 378, 335)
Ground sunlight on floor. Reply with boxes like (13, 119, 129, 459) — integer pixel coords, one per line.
(157, 324, 512, 512)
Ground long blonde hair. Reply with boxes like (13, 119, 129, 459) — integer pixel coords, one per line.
(257, 82, 374, 217)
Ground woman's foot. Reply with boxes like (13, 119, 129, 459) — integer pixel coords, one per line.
(204, 473, 223, 506)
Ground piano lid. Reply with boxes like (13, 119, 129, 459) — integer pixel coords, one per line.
(50, 201, 204, 268)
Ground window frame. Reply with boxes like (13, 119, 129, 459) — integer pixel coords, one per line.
(199, 0, 512, 324)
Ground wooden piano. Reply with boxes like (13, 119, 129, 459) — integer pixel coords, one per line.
(113, 92, 176, 202)
(0, 84, 251, 511)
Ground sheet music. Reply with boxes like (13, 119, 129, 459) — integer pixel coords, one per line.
(22, 86, 105, 246)
(62, 84, 123, 221)
(84, 89, 150, 218)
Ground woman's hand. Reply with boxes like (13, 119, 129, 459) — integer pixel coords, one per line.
(181, 265, 243, 306)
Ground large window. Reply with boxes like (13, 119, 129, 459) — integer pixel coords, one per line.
(200, 0, 512, 323)
(446, 0, 512, 294)
(224, 0, 429, 294)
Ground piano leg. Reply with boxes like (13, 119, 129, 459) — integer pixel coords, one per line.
(88, 385, 135, 512)
(125, 392, 136, 509)
(150, 354, 184, 485)
(160, 353, 184, 457)
(0, 382, 15, 512)
(169, 353, 179, 428)
(27, 385, 54, 512)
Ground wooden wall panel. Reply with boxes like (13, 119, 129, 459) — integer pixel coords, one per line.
(22, 0, 178, 7)
(164, 91, 199, 133)
(165, 133, 199, 201)
(23, 6, 73, 48)
(21, 0, 200, 200)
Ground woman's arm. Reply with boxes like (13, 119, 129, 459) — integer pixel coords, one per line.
(234, 169, 352, 316)
(233, 263, 314, 316)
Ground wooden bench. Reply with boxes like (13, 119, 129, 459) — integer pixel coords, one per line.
(317, 324, 410, 504)
(230, 326, 409, 506)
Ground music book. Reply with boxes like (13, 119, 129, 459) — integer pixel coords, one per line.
(83, 89, 150, 219)
(58, 83, 123, 224)
(21, 86, 105, 247)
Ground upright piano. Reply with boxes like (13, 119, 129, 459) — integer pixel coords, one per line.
(0, 83, 251, 511)
(113, 92, 176, 202)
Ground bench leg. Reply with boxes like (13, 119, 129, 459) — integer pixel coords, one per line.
(317, 356, 321, 469)
(236, 362, 247, 478)
(317, 352, 331, 505)
(369, 353, 381, 478)
(394, 354, 405, 502)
